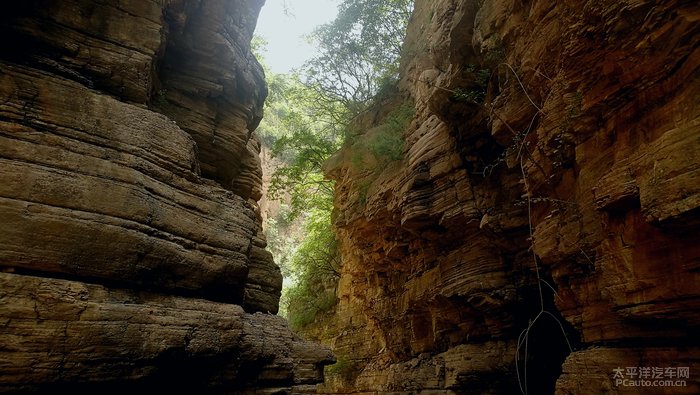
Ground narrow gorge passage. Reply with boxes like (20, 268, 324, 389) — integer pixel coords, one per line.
(260, 0, 700, 394)
(0, 1, 699, 395)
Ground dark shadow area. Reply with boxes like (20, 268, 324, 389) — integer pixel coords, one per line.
(515, 271, 581, 395)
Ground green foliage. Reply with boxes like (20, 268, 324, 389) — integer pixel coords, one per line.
(254, 58, 343, 331)
(250, 34, 268, 60)
(370, 102, 413, 162)
(345, 101, 413, 207)
(303, 0, 413, 118)
(263, 208, 299, 278)
(449, 65, 491, 104)
(371, 130, 404, 163)
(269, 132, 336, 220)
(259, 72, 341, 221)
(326, 355, 358, 379)
(252, 35, 343, 151)
(451, 88, 485, 104)
(372, 74, 402, 107)
(256, 0, 414, 331)
(287, 289, 337, 329)
(350, 101, 414, 172)
(259, 72, 341, 329)
(283, 207, 340, 330)
(465, 64, 491, 87)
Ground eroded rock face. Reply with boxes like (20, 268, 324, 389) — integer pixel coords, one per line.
(0, 0, 332, 393)
(317, 0, 700, 393)
(155, 0, 267, 201)
(0, 272, 332, 393)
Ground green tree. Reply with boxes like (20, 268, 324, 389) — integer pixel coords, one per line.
(256, 70, 341, 324)
(303, 0, 413, 120)
(256, 0, 414, 330)
(265, 73, 341, 220)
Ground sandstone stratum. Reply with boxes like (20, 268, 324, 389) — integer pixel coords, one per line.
(0, 0, 332, 393)
(306, 0, 700, 394)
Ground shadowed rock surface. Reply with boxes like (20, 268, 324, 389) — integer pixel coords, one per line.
(0, 0, 332, 393)
(310, 0, 700, 393)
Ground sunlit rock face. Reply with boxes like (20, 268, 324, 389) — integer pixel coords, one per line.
(317, 0, 700, 393)
(0, 0, 332, 393)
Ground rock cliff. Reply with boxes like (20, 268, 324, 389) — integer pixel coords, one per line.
(316, 0, 700, 393)
(0, 0, 332, 393)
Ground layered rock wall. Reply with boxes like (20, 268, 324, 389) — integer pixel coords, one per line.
(0, 0, 331, 393)
(318, 0, 700, 393)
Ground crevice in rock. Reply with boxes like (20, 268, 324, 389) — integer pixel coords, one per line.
(2, 266, 246, 306)
(514, 270, 581, 395)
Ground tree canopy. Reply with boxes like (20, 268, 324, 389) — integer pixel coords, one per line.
(256, 0, 414, 329)
(303, 0, 413, 120)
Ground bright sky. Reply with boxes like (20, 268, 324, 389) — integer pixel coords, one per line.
(255, 0, 339, 74)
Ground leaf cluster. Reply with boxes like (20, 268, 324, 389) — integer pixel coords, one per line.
(281, 207, 341, 329)
(257, 72, 341, 220)
(350, 100, 414, 171)
(303, 0, 413, 118)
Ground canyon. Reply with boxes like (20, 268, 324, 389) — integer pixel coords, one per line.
(1, 0, 699, 394)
